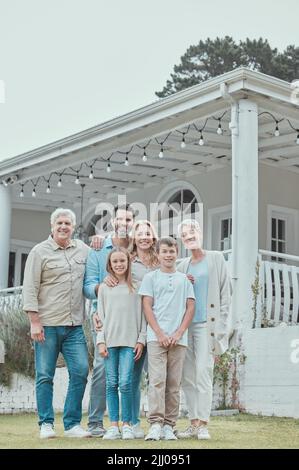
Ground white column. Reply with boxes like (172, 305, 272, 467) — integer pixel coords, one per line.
(0, 184, 12, 289)
(231, 99, 259, 330)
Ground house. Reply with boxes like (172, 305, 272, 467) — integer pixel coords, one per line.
(0, 67, 299, 417)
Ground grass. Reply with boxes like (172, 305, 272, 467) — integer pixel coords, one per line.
(0, 413, 298, 449)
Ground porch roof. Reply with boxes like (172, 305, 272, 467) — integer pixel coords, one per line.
(0, 67, 298, 209)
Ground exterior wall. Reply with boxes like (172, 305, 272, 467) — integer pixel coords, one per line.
(11, 209, 51, 243)
(240, 326, 299, 418)
(9, 165, 299, 254)
(258, 165, 299, 254)
(0, 369, 92, 414)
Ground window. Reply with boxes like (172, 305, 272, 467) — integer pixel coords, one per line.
(8, 252, 16, 288)
(220, 217, 232, 251)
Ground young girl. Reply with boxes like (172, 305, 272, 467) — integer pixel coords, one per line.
(96, 247, 146, 440)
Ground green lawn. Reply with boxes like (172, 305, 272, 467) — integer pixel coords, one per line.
(0, 413, 298, 449)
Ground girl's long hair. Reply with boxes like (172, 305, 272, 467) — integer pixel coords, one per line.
(106, 247, 135, 292)
(129, 220, 159, 268)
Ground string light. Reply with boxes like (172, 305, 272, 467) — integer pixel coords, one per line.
(217, 120, 223, 135)
(9, 112, 299, 199)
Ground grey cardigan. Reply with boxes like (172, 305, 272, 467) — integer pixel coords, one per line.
(177, 251, 232, 356)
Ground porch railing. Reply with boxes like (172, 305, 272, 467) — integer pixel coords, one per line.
(257, 250, 299, 327)
(0, 286, 23, 314)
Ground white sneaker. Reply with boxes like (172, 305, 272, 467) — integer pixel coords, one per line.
(103, 426, 121, 440)
(177, 425, 199, 439)
(145, 423, 162, 441)
(64, 425, 92, 438)
(122, 425, 135, 440)
(40, 423, 56, 439)
(197, 425, 211, 440)
(162, 424, 177, 440)
(132, 423, 145, 439)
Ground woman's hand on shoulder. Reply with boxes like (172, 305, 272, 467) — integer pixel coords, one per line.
(90, 235, 105, 251)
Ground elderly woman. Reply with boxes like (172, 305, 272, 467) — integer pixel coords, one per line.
(176, 219, 232, 440)
(23, 208, 91, 439)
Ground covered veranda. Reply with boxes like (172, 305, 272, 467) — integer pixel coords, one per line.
(0, 67, 299, 331)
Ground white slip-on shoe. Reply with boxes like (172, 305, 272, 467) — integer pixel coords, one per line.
(103, 426, 121, 440)
(64, 425, 92, 438)
(122, 425, 135, 440)
(145, 423, 162, 441)
(40, 423, 56, 439)
(132, 423, 145, 439)
(197, 425, 211, 440)
(162, 424, 177, 440)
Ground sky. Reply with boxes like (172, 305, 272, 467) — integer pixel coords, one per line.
(0, 0, 299, 161)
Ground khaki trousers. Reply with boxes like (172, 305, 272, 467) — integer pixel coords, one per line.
(147, 341, 186, 427)
(181, 323, 214, 422)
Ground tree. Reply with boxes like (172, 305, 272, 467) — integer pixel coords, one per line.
(155, 37, 299, 98)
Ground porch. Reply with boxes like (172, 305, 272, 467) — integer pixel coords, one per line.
(0, 67, 299, 335)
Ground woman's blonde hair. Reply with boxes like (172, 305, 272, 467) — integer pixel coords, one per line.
(129, 220, 159, 267)
(106, 247, 135, 292)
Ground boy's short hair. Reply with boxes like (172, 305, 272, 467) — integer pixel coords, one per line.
(157, 236, 178, 253)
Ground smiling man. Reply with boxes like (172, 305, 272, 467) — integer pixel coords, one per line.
(23, 208, 91, 439)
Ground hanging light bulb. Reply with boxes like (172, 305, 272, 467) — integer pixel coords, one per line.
(217, 122, 223, 135)
(159, 147, 164, 159)
(142, 150, 147, 162)
(46, 185, 51, 194)
(124, 155, 129, 166)
(20, 187, 24, 198)
(180, 136, 186, 148)
(199, 132, 204, 146)
(89, 169, 94, 179)
(106, 162, 111, 173)
(57, 178, 62, 188)
(75, 173, 80, 184)
(296, 133, 299, 145)
(32, 188, 36, 197)
(274, 123, 280, 137)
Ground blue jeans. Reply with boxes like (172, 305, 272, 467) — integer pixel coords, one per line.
(87, 331, 106, 427)
(105, 347, 135, 423)
(34, 326, 89, 430)
(131, 346, 147, 425)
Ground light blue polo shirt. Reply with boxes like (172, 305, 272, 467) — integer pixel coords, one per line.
(187, 257, 209, 323)
(139, 269, 195, 346)
(83, 235, 113, 300)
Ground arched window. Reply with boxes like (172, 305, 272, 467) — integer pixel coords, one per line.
(156, 183, 202, 257)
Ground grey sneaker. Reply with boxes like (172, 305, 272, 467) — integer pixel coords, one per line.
(145, 423, 162, 441)
(88, 422, 106, 437)
(177, 425, 199, 439)
(132, 423, 145, 439)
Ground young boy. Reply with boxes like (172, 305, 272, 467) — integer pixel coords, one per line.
(139, 237, 195, 441)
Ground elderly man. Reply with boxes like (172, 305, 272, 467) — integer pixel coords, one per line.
(23, 208, 91, 439)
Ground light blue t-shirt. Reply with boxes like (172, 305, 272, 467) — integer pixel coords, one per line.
(139, 269, 195, 346)
(187, 258, 209, 323)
